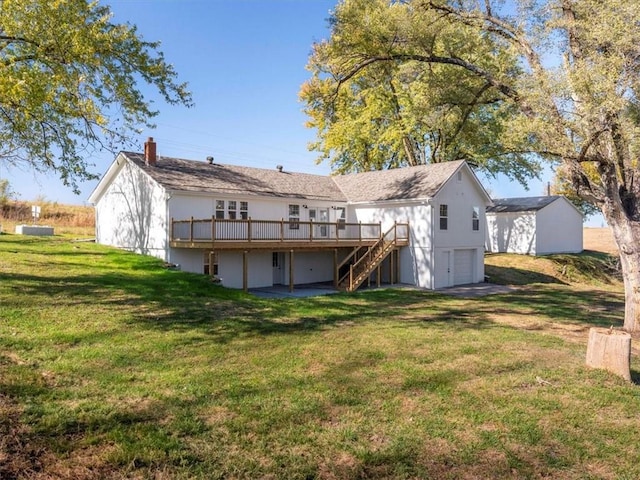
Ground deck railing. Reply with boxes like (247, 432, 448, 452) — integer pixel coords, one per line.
(171, 217, 409, 245)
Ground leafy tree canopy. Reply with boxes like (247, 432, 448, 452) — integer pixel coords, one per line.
(0, 0, 193, 192)
(303, 0, 640, 332)
(301, 0, 543, 184)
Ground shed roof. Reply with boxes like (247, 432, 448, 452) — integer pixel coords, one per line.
(487, 196, 562, 213)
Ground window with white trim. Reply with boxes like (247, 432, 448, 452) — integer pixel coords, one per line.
(228, 201, 237, 220)
(215, 200, 249, 219)
(215, 200, 225, 219)
(289, 204, 300, 230)
(472, 206, 480, 231)
(336, 207, 346, 230)
(439, 204, 448, 230)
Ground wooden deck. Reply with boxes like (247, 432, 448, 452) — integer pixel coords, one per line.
(170, 217, 410, 250)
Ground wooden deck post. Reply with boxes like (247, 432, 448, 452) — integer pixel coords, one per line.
(211, 216, 215, 243)
(189, 216, 194, 242)
(333, 249, 338, 288)
(390, 249, 395, 285)
(248, 217, 252, 242)
(349, 264, 354, 292)
(280, 218, 284, 242)
(289, 250, 294, 292)
(376, 265, 381, 287)
(243, 251, 248, 292)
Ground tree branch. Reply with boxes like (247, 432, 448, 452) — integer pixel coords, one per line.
(336, 53, 526, 109)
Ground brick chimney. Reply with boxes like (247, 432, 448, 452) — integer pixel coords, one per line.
(144, 137, 157, 166)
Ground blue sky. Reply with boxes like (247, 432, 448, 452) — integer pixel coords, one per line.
(3, 0, 604, 226)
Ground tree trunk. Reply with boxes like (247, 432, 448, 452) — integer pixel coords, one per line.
(585, 327, 631, 381)
(605, 215, 640, 332)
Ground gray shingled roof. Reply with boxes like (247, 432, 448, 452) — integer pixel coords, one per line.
(124, 153, 468, 203)
(487, 196, 561, 213)
(126, 152, 346, 201)
(333, 160, 466, 202)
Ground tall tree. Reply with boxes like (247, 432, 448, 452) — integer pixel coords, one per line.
(300, 0, 542, 184)
(302, 0, 640, 332)
(0, 0, 192, 192)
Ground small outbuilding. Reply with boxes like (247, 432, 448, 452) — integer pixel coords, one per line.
(485, 195, 583, 255)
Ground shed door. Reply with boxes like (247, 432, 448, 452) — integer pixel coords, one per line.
(453, 249, 475, 285)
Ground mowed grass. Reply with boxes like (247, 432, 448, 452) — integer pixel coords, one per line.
(1, 235, 639, 479)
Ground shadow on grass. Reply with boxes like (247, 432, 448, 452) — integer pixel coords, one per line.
(480, 285, 624, 328)
(1, 271, 624, 344)
(0, 237, 625, 342)
(485, 264, 567, 286)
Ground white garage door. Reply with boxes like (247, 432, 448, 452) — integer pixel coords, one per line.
(453, 249, 474, 285)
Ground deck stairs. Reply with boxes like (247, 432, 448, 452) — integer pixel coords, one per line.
(338, 225, 400, 292)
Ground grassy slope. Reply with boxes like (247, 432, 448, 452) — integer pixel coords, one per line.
(1, 235, 638, 479)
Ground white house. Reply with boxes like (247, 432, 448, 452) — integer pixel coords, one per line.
(89, 138, 492, 291)
(485, 196, 583, 255)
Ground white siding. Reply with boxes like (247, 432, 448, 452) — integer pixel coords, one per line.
(353, 203, 433, 288)
(169, 193, 347, 224)
(94, 160, 168, 260)
(351, 165, 488, 288)
(486, 197, 583, 256)
(432, 167, 487, 285)
(169, 249, 205, 274)
(536, 198, 583, 254)
(485, 212, 537, 255)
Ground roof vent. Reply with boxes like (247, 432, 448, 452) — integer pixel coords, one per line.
(276, 165, 283, 172)
(207, 156, 214, 165)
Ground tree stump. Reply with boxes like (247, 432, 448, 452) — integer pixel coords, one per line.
(585, 327, 631, 381)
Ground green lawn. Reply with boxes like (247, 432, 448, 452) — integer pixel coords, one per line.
(1, 235, 638, 479)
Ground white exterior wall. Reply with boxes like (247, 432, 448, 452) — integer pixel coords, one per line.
(536, 199, 583, 254)
(169, 249, 205, 274)
(486, 198, 583, 256)
(169, 193, 347, 224)
(352, 203, 430, 287)
(94, 159, 169, 260)
(167, 193, 348, 284)
(215, 251, 272, 289)
(351, 165, 488, 289)
(432, 168, 488, 287)
(485, 212, 537, 255)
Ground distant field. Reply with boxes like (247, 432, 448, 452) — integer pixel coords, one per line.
(0, 200, 94, 236)
(584, 227, 618, 254)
